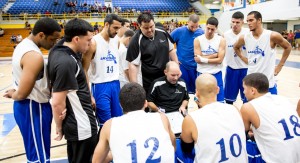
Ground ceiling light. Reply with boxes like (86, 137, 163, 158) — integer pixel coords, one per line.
(213, 1, 220, 4)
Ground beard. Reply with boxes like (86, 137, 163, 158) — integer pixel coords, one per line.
(108, 25, 116, 38)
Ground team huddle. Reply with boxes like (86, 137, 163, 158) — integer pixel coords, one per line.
(3, 10, 300, 163)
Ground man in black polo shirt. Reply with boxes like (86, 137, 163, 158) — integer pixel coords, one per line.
(126, 13, 178, 94)
(48, 18, 98, 162)
(147, 61, 189, 114)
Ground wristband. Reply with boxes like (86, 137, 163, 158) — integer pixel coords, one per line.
(198, 56, 208, 63)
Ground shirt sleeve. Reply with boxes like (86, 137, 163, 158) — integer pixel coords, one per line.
(126, 32, 141, 65)
(121, 47, 129, 70)
(50, 53, 79, 92)
(170, 28, 179, 43)
(147, 81, 157, 102)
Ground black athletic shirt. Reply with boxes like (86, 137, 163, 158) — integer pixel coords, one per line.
(126, 28, 174, 93)
(147, 76, 189, 113)
(48, 39, 98, 141)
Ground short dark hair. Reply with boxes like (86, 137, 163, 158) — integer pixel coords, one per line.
(104, 14, 122, 24)
(121, 18, 130, 26)
(248, 11, 262, 21)
(119, 83, 146, 113)
(64, 18, 94, 42)
(123, 29, 135, 38)
(243, 73, 269, 93)
(232, 11, 244, 20)
(206, 17, 218, 27)
(32, 17, 61, 36)
(137, 13, 154, 25)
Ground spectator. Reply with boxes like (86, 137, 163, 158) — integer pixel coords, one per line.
(25, 21, 31, 29)
(10, 34, 16, 44)
(0, 28, 4, 37)
(16, 34, 22, 43)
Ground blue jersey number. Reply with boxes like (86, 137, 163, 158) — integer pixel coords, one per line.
(106, 66, 113, 73)
(127, 137, 161, 163)
(278, 115, 300, 140)
(216, 134, 242, 162)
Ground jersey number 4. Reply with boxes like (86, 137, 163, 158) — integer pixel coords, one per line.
(127, 137, 161, 163)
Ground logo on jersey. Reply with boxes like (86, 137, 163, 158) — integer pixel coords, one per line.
(248, 46, 265, 57)
(175, 89, 182, 94)
(202, 45, 217, 55)
(159, 39, 166, 43)
(100, 50, 117, 64)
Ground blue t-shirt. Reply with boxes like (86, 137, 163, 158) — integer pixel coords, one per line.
(171, 26, 204, 69)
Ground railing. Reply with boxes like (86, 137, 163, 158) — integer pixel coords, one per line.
(1, 12, 210, 21)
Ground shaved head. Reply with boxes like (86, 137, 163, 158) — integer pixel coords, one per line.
(196, 73, 219, 98)
(166, 61, 180, 72)
(165, 61, 181, 84)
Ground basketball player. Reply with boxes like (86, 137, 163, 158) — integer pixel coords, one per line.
(92, 83, 175, 163)
(178, 73, 247, 162)
(82, 14, 123, 128)
(171, 14, 204, 93)
(194, 17, 226, 102)
(3, 17, 61, 162)
(241, 73, 300, 162)
(224, 11, 249, 104)
(119, 29, 135, 88)
(234, 11, 291, 94)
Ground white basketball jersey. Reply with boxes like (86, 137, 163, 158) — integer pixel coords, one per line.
(196, 34, 223, 74)
(12, 38, 50, 103)
(118, 42, 129, 84)
(88, 34, 119, 83)
(190, 102, 247, 163)
(110, 110, 174, 163)
(250, 93, 300, 163)
(224, 28, 249, 69)
(244, 30, 276, 87)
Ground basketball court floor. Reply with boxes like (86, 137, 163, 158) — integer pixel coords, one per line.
(0, 48, 300, 162)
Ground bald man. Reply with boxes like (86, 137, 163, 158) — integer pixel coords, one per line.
(177, 74, 247, 162)
(147, 61, 189, 114)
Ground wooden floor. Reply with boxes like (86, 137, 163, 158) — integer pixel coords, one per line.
(0, 48, 300, 162)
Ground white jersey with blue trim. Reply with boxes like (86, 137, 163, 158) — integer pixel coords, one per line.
(109, 110, 174, 163)
(190, 102, 247, 163)
(250, 93, 300, 163)
(244, 29, 276, 88)
(88, 34, 119, 83)
(224, 28, 249, 69)
(12, 38, 50, 103)
(196, 34, 223, 74)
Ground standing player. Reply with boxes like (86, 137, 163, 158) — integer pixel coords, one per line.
(119, 29, 135, 88)
(179, 74, 247, 162)
(194, 17, 226, 102)
(83, 14, 123, 128)
(171, 14, 204, 93)
(224, 11, 249, 104)
(92, 83, 175, 163)
(241, 73, 300, 162)
(3, 17, 61, 163)
(234, 11, 291, 94)
(48, 18, 98, 162)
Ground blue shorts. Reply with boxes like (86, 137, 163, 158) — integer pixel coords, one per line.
(14, 99, 52, 163)
(224, 66, 247, 103)
(246, 140, 265, 163)
(92, 80, 123, 127)
(175, 138, 195, 163)
(198, 71, 224, 102)
(179, 64, 197, 94)
(269, 84, 277, 95)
